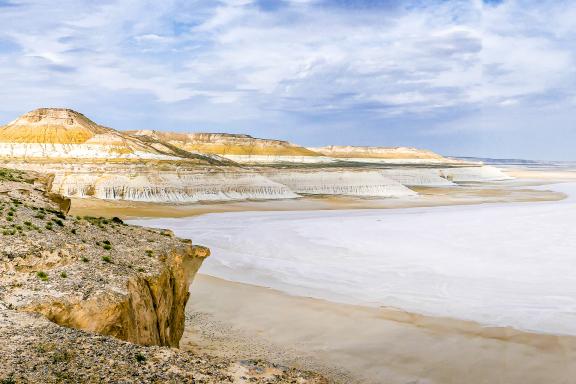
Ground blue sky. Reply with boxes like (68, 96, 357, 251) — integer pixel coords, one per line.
(0, 0, 574, 159)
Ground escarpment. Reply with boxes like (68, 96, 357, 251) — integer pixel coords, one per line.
(23, 244, 209, 347)
(0, 108, 512, 205)
(262, 168, 417, 197)
(0, 167, 209, 347)
(0, 167, 327, 383)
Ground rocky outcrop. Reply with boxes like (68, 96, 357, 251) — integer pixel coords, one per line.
(22, 244, 209, 347)
(0, 168, 209, 347)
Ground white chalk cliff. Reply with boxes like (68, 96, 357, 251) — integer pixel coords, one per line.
(0, 109, 297, 202)
(263, 169, 417, 197)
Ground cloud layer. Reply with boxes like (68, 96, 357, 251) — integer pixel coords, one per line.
(0, 0, 574, 159)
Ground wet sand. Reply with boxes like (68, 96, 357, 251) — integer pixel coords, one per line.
(184, 274, 576, 384)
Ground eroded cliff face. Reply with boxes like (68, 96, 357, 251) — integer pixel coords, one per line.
(0, 168, 327, 383)
(3, 161, 299, 202)
(262, 168, 418, 197)
(0, 168, 209, 347)
(22, 245, 209, 347)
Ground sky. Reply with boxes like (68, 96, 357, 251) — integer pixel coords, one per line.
(0, 0, 574, 160)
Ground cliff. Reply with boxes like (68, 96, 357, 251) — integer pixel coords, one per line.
(3, 160, 299, 202)
(310, 145, 460, 164)
(0, 167, 209, 347)
(0, 167, 326, 383)
(0, 109, 301, 203)
(0, 108, 220, 163)
(262, 168, 417, 197)
(129, 130, 334, 164)
(0, 108, 511, 204)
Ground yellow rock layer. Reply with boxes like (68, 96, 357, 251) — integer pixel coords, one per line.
(129, 131, 322, 157)
(0, 108, 108, 144)
(311, 145, 448, 160)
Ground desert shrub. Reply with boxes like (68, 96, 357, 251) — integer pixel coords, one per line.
(51, 349, 72, 363)
(36, 271, 48, 281)
(102, 256, 112, 263)
(111, 216, 124, 224)
(0, 375, 15, 384)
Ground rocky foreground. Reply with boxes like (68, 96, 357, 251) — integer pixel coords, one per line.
(0, 168, 327, 383)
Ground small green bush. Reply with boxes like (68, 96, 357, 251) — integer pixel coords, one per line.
(0, 375, 15, 384)
(102, 256, 112, 263)
(36, 271, 48, 281)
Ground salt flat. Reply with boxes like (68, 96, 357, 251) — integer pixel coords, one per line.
(131, 182, 576, 335)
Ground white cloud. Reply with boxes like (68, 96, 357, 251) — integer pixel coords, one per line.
(0, 0, 573, 153)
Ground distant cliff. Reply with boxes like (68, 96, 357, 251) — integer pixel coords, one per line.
(0, 108, 511, 205)
(309, 145, 459, 164)
(129, 130, 333, 164)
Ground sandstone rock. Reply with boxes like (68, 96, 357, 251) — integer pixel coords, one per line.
(0, 168, 208, 347)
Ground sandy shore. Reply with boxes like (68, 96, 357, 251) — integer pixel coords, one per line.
(184, 274, 576, 384)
